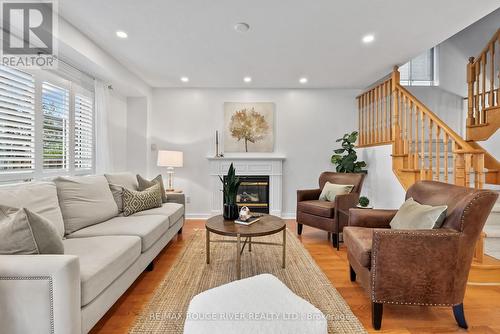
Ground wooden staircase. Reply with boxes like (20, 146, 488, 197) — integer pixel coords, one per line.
(356, 66, 499, 266)
(466, 28, 500, 142)
(358, 67, 487, 191)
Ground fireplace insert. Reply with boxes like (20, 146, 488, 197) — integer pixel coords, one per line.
(224, 175, 270, 214)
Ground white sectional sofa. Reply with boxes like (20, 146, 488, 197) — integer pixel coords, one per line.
(0, 172, 185, 334)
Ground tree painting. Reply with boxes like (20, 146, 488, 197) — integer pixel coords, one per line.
(229, 108, 270, 152)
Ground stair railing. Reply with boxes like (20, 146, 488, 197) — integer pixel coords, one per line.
(467, 28, 500, 127)
(358, 67, 485, 189)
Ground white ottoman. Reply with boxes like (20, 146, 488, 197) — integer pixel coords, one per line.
(184, 274, 327, 334)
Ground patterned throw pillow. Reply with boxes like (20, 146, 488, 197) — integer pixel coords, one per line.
(122, 183, 163, 217)
(137, 174, 168, 203)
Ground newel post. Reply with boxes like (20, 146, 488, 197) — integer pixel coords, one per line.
(391, 66, 402, 154)
(467, 57, 476, 126)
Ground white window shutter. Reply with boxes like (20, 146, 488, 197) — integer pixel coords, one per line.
(0, 65, 35, 179)
(74, 92, 94, 170)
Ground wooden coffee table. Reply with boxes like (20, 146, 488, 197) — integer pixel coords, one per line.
(205, 214, 286, 279)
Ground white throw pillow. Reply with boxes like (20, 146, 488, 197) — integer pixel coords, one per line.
(318, 182, 354, 202)
(390, 198, 447, 230)
(55, 175, 119, 235)
(0, 181, 65, 238)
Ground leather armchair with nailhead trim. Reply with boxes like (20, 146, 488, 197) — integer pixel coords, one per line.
(343, 180, 498, 330)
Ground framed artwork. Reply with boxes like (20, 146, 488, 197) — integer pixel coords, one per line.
(223, 102, 275, 153)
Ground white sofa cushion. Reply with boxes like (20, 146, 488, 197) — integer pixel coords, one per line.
(63, 235, 141, 306)
(104, 172, 138, 190)
(132, 203, 184, 228)
(0, 181, 65, 237)
(67, 215, 170, 252)
(55, 175, 119, 235)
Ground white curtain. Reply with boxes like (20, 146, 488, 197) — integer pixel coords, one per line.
(94, 79, 110, 174)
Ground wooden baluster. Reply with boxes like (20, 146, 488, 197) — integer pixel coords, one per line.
(367, 92, 371, 144)
(389, 79, 393, 141)
(414, 103, 419, 168)
(371, 89, 375, 143)
(358, 97, 362, 145)
(474, 153, 485, 189)
(376, 85, 380, 143)
(455, 151, 466, 187)
(409, 100, 414, 169)
(475, 61, 481, 123)
(436, 126, 441, 181)
(490, 43, 495, 108)
(429, 120, 433, 179)
(467, 57, 476, 126)
(444, 133, 449, 183)
(401, 94, 406, 154)
(465, 153, 472, 188)
(382, 82, 386, 142)
(420, 109, 425, 169)
(482, 54, 487, 122)
(364, 93, 368, 145)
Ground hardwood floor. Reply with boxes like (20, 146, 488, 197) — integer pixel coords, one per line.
(90, 220, 500, 334)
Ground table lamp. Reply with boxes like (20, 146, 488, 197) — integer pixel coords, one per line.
(157, 150, 183, 191)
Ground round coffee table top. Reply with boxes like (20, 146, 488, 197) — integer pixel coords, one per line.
(206, 214, 286, 237)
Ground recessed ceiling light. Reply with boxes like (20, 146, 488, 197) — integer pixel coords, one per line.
(116, 30, 128, 39)
(234, 22, 250, 33)
(243, 76, 252, 83)
(299, 77, 308, 84)
(362, 34, 375, 44)
(180, 76, 189, 83)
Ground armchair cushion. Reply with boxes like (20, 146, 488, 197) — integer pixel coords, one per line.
(390, 198, 447, 230)
(344, 227, 373, 268)
(318, 182, 353, 202)
(297, 200, 335, 218)
(348, 209, 397, 229)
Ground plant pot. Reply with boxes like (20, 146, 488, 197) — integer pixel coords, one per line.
(223, 203, 239, 220)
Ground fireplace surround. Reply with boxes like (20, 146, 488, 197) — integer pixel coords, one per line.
(208, 155, 285, 217)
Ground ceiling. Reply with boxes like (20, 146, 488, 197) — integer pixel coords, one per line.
(58, 0, 500, 89)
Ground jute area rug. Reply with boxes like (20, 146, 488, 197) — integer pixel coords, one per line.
(130, 229, 367, 333)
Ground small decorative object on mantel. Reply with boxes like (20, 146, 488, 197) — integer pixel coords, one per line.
(331, 131, 367, 173)
(219, 163, 241, 220)
(214, 130, 224, 158)
(357, 196, 373, 209)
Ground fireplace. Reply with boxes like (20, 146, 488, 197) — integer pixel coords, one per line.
(225, 175, 270, 214)
(208, 156, 284, 217)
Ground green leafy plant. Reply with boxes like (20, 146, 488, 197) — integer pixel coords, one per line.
(358, 196, 370, 207)
(219, 163, 241, 205)
(331, 131, 367, 173)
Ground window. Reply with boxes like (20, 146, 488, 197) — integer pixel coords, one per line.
(399, 48, 438, 86)
(0, 64, 95, 182)
(42, 82, 70, 170)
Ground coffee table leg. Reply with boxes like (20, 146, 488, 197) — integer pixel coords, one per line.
(249, 237, 252, 252)
(206, 229, 210, 264)
(236, 234, 241, 279)
(282, 228, 286, 269)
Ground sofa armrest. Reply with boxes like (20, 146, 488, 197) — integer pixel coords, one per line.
(297, 189, 321, 202)
(0, 255, 81, 334)
(166, 193, 185, 206)
(371, 229, 462, 305)
(348, 208, 397, 228)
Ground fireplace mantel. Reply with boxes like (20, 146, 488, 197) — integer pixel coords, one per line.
(207, 155, 285, 217)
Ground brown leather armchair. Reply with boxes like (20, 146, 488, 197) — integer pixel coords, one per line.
(344, 181, 498, 330)
(296, 172, 365, 249)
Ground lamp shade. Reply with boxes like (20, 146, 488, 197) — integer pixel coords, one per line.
(157, 150, 183, 167)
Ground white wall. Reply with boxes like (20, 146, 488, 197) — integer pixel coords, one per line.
(106, 91, 128, 172)
(358, 145, 406, 209)
(149, 88, 359, 218)
(126, 97, 150, 175)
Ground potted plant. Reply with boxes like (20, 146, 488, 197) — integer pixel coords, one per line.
(219, 163, 241, 220)
(331, 131, 367, 173)
(358, 196, 371, 208)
